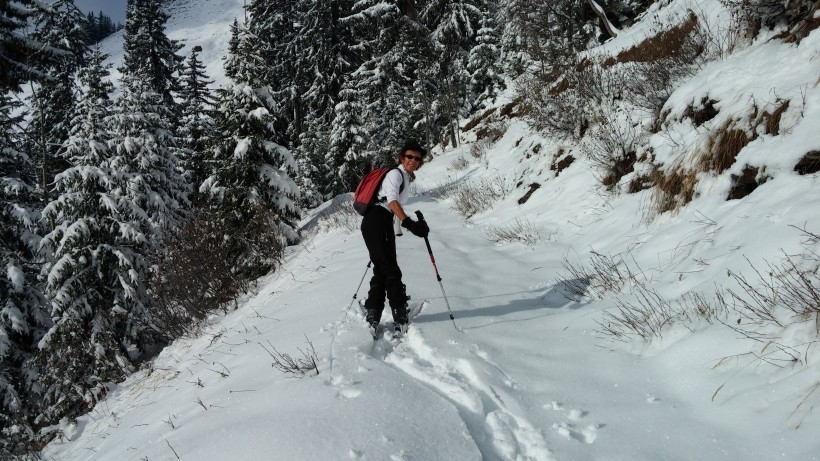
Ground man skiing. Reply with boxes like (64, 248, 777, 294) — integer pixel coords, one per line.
(361, 141, 429, 334)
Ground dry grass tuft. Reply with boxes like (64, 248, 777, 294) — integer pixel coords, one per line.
(703, 122, 750, 174)
(762, 99, 790, 135)
(650, 166, 699, 214)
(684, 97, 720, 126)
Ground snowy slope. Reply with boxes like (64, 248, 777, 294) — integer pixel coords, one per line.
(43, 1, 820, 460)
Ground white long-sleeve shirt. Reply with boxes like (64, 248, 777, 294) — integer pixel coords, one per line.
(376, 164, 410, 210)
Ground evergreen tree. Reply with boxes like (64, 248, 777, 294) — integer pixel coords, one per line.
(202, 27, 301, 275)
(0, 90, 48, 459)
(1, 0, 39, 91)
(327, 77, 368, 195)
(244, 0, 302, 147)
(38, 45, 140, 429)
(292, 0, 358, 199)
(178, 45, 217, 197)
(422, 0, 485, 146)
(345, 0, 434, 164)
(28, 0, 88, 203)
(467, 7, 506, 110)
(120, 0, 183, 118)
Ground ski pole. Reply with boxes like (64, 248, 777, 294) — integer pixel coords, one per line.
(347, 261, 372, 313)
(415, 211, 462, 332)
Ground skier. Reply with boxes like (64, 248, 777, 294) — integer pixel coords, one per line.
(361, 141, 430, 334)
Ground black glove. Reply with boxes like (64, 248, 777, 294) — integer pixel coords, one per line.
(401, 217, 429, 238)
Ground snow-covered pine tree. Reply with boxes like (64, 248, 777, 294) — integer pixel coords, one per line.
(120, 0, 183, 123)
(422, 0, 485, 147)
(113, 0, 190, 245)
(345, 0, 434, 164)
(0, 0, 40, 91)
(292, 0, 358, 200)
(327, 78, 368, 195)
(178, 45, 217, 201)
(244, 0, 301, 148)
(201, 24, 301, 277)
(37, 44, 143, 430)
(27, 0, 88, 203)
(0, 92, 49, 459)
(467, 6, 506, 110)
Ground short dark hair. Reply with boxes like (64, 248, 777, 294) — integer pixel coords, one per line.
(401, 140, 427, 157)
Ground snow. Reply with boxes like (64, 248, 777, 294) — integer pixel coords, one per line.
(41, 0, 820, 460)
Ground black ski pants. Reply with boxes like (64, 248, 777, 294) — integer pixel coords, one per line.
(361, 206, 408, 324)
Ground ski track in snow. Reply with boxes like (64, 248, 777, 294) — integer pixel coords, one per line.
(332, 303, 557, 461)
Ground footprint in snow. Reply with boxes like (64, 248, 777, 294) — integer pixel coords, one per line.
(337, 388, 362, 400)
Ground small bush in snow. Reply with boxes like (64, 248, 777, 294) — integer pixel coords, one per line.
(483, 218, 541, 246)
(558, 251, 633, 300)
(149, 208, 285, 340)
(260, 337, 320, 377)
(450, 155, 470, 171)
(453, 175, 512, 219)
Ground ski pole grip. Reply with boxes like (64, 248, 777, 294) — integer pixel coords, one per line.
(415, 210, 425, 222)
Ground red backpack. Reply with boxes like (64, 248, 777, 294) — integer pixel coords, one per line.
(352, 166, 403, 216)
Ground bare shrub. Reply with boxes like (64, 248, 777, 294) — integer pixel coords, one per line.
(260, 337, 320, 377)
(470, 139, 490, 159)
(483, 218, 541, 245)
(582, 108, 643, 190)
(518, 69, 589, 139)
(558, 251, 633, 300)
(148, 208, 285, 340)
(453, 175, 512, 218)
(723, 254, 820, 332)
(450, 155, 470, 171)
(597, 285, 726, 342)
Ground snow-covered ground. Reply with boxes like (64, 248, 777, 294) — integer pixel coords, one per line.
(42, 1, 820, 460)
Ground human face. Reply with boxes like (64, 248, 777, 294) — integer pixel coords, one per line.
(401, 150, 424, 173)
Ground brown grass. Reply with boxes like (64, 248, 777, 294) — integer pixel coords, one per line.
(703, 122, 750, 174)
(605, 13, 700, 66)
(462, 107, 497, 132)
(651, 167, 699, 213)
(763, 99, 790, 135)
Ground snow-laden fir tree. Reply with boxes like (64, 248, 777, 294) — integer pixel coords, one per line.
(344, 0, 435, 164)
(0, 0, 40, 91)
(0, 92, 49, 459)
(120, 0, 183, 122)
(37, 45, 144, 429)
(27, 0, 88, 203)
(292, 0, 358, 202)
(178, 45, 217, 200)
(467, 7, 506, 110)
(327, 78, 368, 195)
(244, 0, 302, 148)
(422, 0, 485, 146)
(201, 24, 301, 277)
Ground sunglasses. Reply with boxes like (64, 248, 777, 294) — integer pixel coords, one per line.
(403, 154, 424, 163)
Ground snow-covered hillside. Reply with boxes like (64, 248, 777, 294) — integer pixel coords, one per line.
(43, 1, 820, 460)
